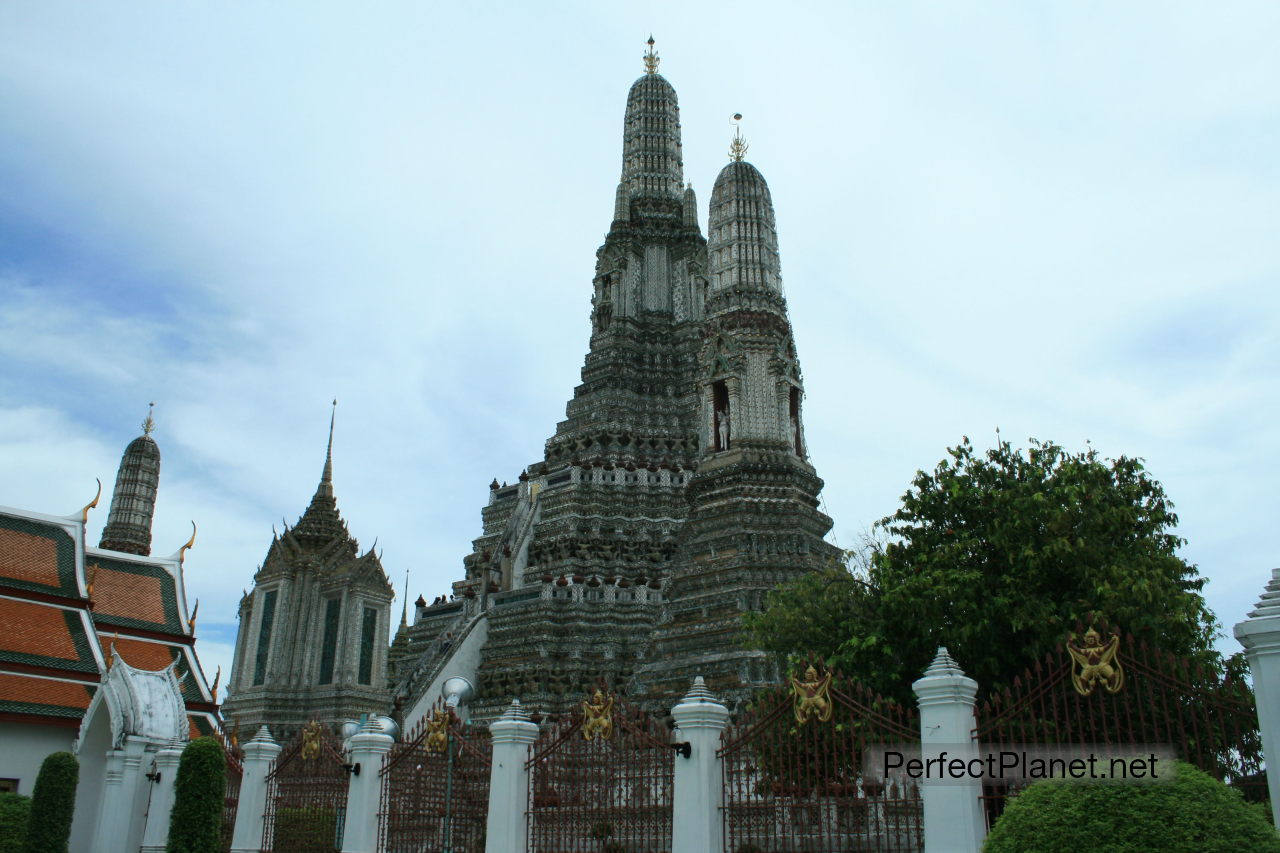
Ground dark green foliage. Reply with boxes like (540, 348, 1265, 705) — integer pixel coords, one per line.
(0, 794, 31, 853)
(166, 737, 226, 853)
(983, 761, 1280, 853)
(745, 437, 1220, 704)
(273, 806, 340, 853)
(22, 751, 78, 853)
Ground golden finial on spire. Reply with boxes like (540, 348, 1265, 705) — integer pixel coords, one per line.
(142, 402, 156, 437)
(643, 35, 660, 75)
(729, 113, 749, 162)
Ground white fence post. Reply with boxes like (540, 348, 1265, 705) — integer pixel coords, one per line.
(139, 741, 184, 853)
(341, 719, 395, 853)
(231, 727, 280, 853)
(485, 700, 539, 853)
(1234, 567, 1280, 827)
(670, 676, 729, 853)
(913, 647, 986, 853)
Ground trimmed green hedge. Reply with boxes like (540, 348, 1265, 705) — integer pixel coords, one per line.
(984, 760, 1280, 853)
(166, 737, 226, 853)
(22, 752, 78, 853)
(0, 794, 31, 853)
(273, 806, 341, 853)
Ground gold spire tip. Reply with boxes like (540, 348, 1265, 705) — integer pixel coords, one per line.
(729, 115, 749, 162)
(643, 35, 660, 75)
(142, 402, 156, 437)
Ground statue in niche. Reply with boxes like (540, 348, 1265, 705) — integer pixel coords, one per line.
(717, 408, 731, 450)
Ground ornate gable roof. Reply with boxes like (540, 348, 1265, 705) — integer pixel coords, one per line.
(256, 405, 370, 579)
(341, 548, 393, 592)
(0, 597, 98, 675)
(0, 513, 78, 597)
(87, 554, 184, 635)
(0, 673, 95, 721)
(96, 636, 208, 704)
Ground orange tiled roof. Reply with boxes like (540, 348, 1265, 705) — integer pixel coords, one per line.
(101, 636, 179, 672)
(0, 598, 87, 664)
(0, 526, 64, 590)
(94, 566, 166, 627)
(0, 672, 94, 718)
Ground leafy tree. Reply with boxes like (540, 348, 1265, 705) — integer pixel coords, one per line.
(745, 437, 1221, 704)
(166, 737, 226, 853)
(983, 761, 1280, 853)
(0, 793, 31, 853)
(22, 752, 78, 853)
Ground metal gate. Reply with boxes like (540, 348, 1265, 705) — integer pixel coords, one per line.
(527, 689, 674, 852)
(973, 621, 1264, 827)
(262, 721, 350, 853)
(719, 664, 923, 853)
(379, 701, 492, 853)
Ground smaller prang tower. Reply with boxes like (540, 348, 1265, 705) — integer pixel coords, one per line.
(631, 130, 840, 708)
(99, 404, 161, 555)
(222, 405, 394, 738)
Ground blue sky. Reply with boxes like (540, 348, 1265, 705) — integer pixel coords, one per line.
(1, 2, 1277, 696)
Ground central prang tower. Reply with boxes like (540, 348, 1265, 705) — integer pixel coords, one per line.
(394, 42, 837, 722)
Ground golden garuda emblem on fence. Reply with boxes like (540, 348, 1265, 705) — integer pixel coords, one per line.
(1068, 626, 1125, 696)
(582, 690, 615, 741)
(791, 665, 834, 725)
(425, 709, 450, 755)
(300, 720, 324, 760)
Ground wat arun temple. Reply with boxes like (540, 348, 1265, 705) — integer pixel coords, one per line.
(221, 40, 841, 734)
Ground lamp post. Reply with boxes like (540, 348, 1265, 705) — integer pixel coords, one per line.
(439, 676, 475, 853)
(443, 721, 454, 853)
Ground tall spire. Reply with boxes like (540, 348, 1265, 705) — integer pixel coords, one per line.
(630, 149, 836, 706)
(99, 405, 162, 555)
(400, 569, 410, 628)
(317, 398, 336, 500)
(707, 153, 782, 301)
(552, 40, 706, 459)
(292, 400, 347, 546)
(613, 36, 685, 221)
